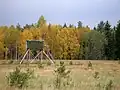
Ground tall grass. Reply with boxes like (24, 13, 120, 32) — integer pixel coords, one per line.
(0, 60, 119, 90)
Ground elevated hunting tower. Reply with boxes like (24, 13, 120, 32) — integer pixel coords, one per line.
(20, 40, 54, 64)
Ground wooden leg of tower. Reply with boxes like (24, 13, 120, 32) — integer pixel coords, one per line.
(30, 51, 41, 63)
(29, 50, 30, 60)
(43, 51, 54, 64)
(41, 51, 43, 63)
(48, 51, 54, 60)
(20, 49, 29, 64)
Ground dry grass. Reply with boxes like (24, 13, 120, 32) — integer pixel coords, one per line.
(0, 60, 120, 90)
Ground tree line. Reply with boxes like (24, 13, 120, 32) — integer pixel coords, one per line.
(0, 15, 120, 60)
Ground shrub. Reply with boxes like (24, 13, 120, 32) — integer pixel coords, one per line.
(88, 61, 92, 69)
(93, 71, 99, 79)
(105, 80, 113, 90)
(39, 81, 43, 90)
(6, 67, 34, 88)
(96, 82, 101, 88)
(69, 61, 73, 65)
(54, 75, 61, 89)
(54, 61, 71, 89)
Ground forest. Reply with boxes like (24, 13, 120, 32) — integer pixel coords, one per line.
(0, 15, 120, 60)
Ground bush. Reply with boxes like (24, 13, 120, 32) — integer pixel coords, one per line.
(93, 71, 99, 79)
(69, 61, 73, 65)
(6, 67, 34, 88)
(88, 61, 92, 69)
(39, 81, 43, 90)
(105, 80, 113, 90)
(54, 61, 71, 89)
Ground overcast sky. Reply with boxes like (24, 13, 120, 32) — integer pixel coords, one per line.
(0, 0, 120, 28)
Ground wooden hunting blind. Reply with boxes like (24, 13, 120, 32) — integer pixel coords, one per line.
(26, 40, 44, 51)
(20, 40, 54, 64)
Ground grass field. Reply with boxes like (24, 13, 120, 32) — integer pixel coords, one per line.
(0, 60, 120, 90)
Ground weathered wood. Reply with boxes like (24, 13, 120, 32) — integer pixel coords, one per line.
(30, 51, 41, 63)
(43, 51, 54, 64)
(20, 49, 29, 64)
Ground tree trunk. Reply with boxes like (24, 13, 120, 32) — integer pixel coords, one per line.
(5, 50, 7, 60)
(16, 43, 18, 60)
